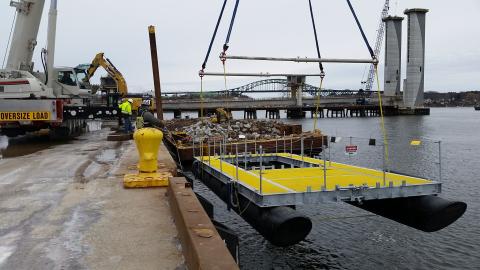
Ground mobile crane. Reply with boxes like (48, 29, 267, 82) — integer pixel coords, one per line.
(0, 0, 118, 137)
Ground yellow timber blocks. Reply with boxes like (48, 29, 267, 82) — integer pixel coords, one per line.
(123, 172, 172, 188)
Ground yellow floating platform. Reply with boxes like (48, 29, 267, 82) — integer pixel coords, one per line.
(195, 153, 440, 207)
(123, 172, 171, 188)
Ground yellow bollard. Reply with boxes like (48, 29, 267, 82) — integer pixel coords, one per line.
(135, 128, 162, 172)
(123, 128, 171, 188)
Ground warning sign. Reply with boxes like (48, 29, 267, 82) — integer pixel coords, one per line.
(0, 112, 51, 121)
(345, 145, 358, 156)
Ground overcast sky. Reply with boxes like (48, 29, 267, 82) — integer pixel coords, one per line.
(1, 0, 479, 93)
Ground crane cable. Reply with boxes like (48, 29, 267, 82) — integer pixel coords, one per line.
(308, 0, 325, 73)
(223, 0, 241, 53)
(346, 0, 388, 167)
(200, 0, 228, 73)
(308, 0, 326, 132)
(220, 0, 241, 118)
(345, 0, 375, 59)
(375, 64, 390, 169)
(199, 0, 229, 119)
(1, 11, 17, 69)
(219, 0, 247, 214)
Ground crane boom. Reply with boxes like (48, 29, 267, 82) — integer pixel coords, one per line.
(6, 0, 45, 71)
(85, 53, 128, 97)
(364, 0, 390, 91)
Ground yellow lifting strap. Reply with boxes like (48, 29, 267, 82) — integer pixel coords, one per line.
(222, 61, 231, 112)
(375, 65, 390, 167)
(313, 76, 324, 131)
(200, 76, 204, 118)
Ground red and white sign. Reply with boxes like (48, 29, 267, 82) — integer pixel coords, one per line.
(345, 145, 358, 156)
(0, 80, 30, 86)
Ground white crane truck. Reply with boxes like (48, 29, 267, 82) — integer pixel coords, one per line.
(0, 0, 118, 137)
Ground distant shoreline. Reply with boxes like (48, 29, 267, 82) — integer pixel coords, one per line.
(427, 105, 478, 108)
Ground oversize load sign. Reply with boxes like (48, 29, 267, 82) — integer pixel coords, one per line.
(345, 145, 358, 156)
(0, 112, 51, 121)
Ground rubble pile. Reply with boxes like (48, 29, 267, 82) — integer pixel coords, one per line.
(169, 120, 286, 142)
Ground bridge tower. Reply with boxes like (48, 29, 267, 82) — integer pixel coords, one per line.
(403, 8, 429, 109)
(287, 76, 305, 107)
(383, 16, 404, 97)
(285, 76, 306, 118)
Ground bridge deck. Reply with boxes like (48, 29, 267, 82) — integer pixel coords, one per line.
(195, 153, 441, 207)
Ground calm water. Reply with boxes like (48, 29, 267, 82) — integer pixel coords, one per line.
(194, 107, 480, 270)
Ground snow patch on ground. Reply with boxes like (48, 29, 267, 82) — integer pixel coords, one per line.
(0, 246, 14, 266)
(86, 121, 102, 132)
(46, 204, 100, 269)
(0, 231, 20, 266)
(96, 149, 118, 164)
(0, 167, 25, 185)
(0, 136, 8, 150)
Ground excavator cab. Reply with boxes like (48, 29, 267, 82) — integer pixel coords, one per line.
(74, 68, 90, 89)
(53, 67, 91, 97)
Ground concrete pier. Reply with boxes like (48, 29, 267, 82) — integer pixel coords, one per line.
(244, 109, 257, 119)
(0, 129, 184, 269)
(265, 109, 280, 119)
(0, 127, 238, 269)
(173, 109, 182, 119)
(326, 108, 347, 118)
(305, 105, 398, 118)
(286, 108, 306, 119)
(310, 108, 324, 118)
(198, 108, 216, 118)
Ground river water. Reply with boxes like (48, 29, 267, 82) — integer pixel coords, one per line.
(193, 107, 480, 270)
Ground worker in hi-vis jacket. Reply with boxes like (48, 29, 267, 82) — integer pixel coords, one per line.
(119, 99, 134, 133)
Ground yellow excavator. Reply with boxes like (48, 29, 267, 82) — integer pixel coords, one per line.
(213, 108, 233, 123)
(85, 52, 128, 97)
(83, 53, 154, 113)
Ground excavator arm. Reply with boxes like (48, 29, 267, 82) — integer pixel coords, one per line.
(85, 52, 128, 97)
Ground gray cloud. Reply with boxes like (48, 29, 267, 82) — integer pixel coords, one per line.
(1, 0, 479, 92)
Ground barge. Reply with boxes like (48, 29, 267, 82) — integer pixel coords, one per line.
(192, 152, 467, 246)
(162, 119, 328, 165)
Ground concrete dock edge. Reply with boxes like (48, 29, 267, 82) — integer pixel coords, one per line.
(168, 177, 239, 270)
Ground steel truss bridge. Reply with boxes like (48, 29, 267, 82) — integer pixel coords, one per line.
(163, 79, 375, 97)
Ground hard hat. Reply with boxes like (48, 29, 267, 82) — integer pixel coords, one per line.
(128, 98, 133, 103)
